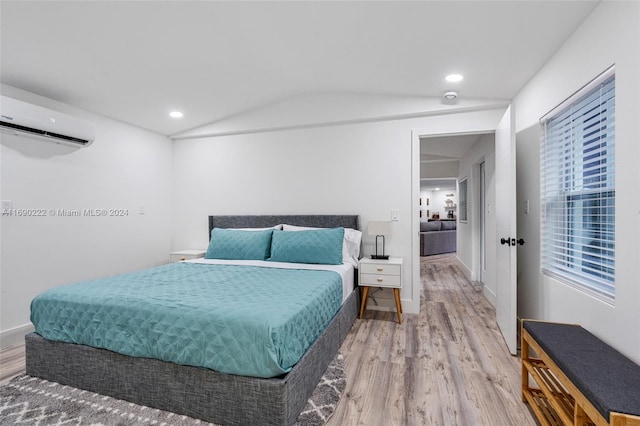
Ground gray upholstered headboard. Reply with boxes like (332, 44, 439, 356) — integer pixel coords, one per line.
(208, 215, 359, 239)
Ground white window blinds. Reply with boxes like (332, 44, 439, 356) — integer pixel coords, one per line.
(540, 65, 615, 303)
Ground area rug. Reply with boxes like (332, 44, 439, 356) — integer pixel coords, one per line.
(0, 353, 345, 425)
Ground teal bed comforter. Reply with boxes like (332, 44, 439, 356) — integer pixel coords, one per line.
(30, 262, 343, 378)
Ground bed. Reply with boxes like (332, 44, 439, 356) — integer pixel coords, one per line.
(25, 214, 361, 425)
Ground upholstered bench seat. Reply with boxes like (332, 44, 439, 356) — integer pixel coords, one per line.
(524, 321, 640, 421)
(522, 320, 640, 425)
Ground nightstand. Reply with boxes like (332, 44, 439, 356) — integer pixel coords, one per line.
(170, 249, 206, 263)
(358, 257, 403, 323)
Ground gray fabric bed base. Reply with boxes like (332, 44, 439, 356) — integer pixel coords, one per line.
(25, 289, 358, 426)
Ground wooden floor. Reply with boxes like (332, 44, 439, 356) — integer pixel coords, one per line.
(328, 254, 536, 425)
(0, 342, 24, 385)
(0, 253, 536, 425)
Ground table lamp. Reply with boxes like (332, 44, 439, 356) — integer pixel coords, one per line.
(368, 221, 391, 259)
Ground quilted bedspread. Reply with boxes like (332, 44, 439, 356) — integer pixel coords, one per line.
(30, 262, 343, 378)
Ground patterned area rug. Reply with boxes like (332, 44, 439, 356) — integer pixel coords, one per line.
(0, 353, 345, 425)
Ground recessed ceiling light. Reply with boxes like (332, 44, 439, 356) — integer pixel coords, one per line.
(169, 111, 183, 118)
(435, 187, 440, 191)
(445, 74, 464, 83)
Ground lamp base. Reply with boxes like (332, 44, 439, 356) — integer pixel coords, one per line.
(370, 255, 389, 260)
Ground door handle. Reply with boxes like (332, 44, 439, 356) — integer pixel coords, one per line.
(500, 237, 520, 246)
(500, 237, 511, 246)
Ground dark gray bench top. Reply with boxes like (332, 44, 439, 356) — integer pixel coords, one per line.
(524, 321, 640, 420)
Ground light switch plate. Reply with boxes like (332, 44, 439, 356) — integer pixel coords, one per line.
(391, 209, 399, 221)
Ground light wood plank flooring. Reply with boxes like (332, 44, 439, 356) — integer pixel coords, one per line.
(0, 254, 536, 425)
(0, 343, 24, 385)
(327, 254, 536, 425)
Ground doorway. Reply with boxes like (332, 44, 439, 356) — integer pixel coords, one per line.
(416, 125, 518, 354)
(418, 133, 492, 278)
(410, 107, 518, 355)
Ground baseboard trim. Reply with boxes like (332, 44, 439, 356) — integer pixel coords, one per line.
(455, 256, 473, 281)
(0, 323, 34, 350)
(483, 286, 497, 308)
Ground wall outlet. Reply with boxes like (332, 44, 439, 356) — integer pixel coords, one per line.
(524, 200, 530, 214)
(391, 209, 399, 221)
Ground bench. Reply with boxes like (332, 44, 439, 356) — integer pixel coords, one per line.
(521, 320, 640, 426)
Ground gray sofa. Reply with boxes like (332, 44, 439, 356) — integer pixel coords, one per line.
(420, 220, 457, 256)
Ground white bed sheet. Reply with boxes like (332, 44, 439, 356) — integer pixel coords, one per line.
(186, 258, 355, 303)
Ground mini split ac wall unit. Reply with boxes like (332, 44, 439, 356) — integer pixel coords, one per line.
(0, 95, 95, 147)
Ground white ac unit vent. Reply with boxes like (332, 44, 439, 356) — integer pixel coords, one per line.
(0, 95, 95, 147)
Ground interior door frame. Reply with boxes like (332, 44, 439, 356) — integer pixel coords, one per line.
(412, 129, 493, 289)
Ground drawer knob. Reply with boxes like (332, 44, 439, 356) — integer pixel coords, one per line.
(377, 278, 383, 282)
(377, 267, 384, 272)
(180, 257, 186, 261)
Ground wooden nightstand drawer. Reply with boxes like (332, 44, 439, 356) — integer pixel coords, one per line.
(359, 263, 401, 276)
(360, 273, 401, 288)
(170, 250, 206, 263)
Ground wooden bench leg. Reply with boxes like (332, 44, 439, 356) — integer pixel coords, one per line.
(521, 325, 529, 403)
(611, 413, 640, 426)
(575, 403, 588, 426)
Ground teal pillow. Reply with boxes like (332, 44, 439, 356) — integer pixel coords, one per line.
(269, 228, 345, 265)
(205, 228, 274, 260)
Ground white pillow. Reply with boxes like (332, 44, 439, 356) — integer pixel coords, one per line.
(232, 225, 283, 231)
(281, 224, 314, 231)
(282, 224, 362, 267)
(342, 227, 363, 267)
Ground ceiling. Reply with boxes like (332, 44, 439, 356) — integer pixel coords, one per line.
(0, 1, 599, 137)
(420, 178, 457, 192)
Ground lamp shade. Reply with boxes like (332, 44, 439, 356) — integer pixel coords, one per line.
(367, 221, 392, 236)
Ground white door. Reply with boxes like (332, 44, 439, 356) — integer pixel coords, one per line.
(479, 161, 486, 284)
(494, 106, 518, 355)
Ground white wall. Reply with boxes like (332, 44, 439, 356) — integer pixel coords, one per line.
(514, 1, 640, 362)
(456, 133, 496, 304)
(515, 124, 541, 323)
(174, 107, 506, 316)
(173, 120, 413, 312)
(0, 85, 174, 348)
(420, 160, 459, 179)
(419, 189, 457, 221)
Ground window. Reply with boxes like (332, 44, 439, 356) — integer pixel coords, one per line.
(540, 66, 615, 303)
(459, 177, 468, 223)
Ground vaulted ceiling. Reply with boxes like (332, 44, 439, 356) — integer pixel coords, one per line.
(1, 1, 599, 136)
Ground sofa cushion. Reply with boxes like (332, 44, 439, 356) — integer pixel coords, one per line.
(441, 221, 457, 230)
(420, 229, 457, 256)
(421, 221, 441, 232)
